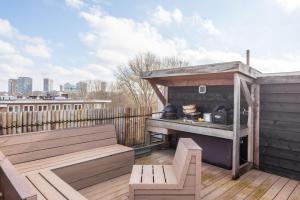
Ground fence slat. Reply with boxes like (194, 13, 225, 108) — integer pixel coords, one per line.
(0, 107, 152, 146)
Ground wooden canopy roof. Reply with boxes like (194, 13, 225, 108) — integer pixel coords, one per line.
(141, 61, 262, 86)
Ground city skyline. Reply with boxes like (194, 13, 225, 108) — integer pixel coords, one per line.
(5, 77, 107, 94)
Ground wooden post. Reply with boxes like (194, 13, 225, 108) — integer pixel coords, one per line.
(232, 73, 241, 179)
(246, 49, 250, 65)
(149, 80, 166, 106)
(253, 84, 260, 168)
(247, 105, 254, 164)
(22, 111, 27, 133)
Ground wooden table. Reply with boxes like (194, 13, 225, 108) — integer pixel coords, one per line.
(145, 118, 248, 140)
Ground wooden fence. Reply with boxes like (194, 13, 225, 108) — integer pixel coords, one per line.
(0, 107, 152, 147)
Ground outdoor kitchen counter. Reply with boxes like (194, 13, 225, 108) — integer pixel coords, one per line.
(146, 117, 247, 140)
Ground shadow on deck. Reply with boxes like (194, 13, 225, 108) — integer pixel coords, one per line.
(79, 149, 300, 200)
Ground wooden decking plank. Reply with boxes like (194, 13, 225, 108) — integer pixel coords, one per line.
(40, 170, 87, 200)
(18, 144, 131, 169)
(25, 177, 47, 200)
(153, 165, 166, 184)
(259, 176, 289, 200)
(219, 170, 262, 200)
(202, 170, 257, 200)
(288, 183, 300, 200)
(142, 165, 153, 184)
(18, 145, 131, 174)
(274, 180, 299, 200)
(163, 165, 177, 184)
(202, 165, 230, 187)
(26, 173, 66, 200)
(81, 174, 130, 199)
(129, 165, 142, 184)
(244, 174, 280, 200)
(231, 171, 271, 200)
(16, 145, 117, 171)
(77, 149, 300, 200)
(80, 174, 130, 197)
(201, 174, 232, 198)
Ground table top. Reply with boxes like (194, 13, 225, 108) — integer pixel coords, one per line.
(147, 118, 234, 131)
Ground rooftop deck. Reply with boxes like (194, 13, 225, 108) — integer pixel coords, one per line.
(79, 149, 300, 200)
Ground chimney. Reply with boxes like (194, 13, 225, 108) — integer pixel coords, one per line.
(246, 49, 250, 65)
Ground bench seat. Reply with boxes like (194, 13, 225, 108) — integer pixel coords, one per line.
(16, 144, 134, 190)
(129, 138, 202, 200)
(15, 144, 133, 174)
(25, 170, 87, 200)
(0, 125, 135, 199)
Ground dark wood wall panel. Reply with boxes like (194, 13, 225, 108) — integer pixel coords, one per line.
(259, 81, 300, 180)
(168, 86, 247, 117)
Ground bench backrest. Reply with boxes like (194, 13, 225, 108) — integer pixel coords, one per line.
(172, 138, 202, 189)
(0, 125, 117, 164)
(0, 151, 37, 200)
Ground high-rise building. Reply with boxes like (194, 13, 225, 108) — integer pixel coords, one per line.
(43, 78, 53, 92)
(8, 79, 17, 95)
(17, 77, 32, 95)
(63, 82, 77, 93)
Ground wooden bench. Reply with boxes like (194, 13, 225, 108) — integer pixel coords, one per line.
(0, 151, 37, 200)
(0, 125, 134, 200)
(129, 138, 202, 200)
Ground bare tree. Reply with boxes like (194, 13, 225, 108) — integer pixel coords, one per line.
(115, 52, 188, 107)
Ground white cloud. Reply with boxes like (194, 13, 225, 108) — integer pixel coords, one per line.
(0, 18, 53, 90)
(201, 19, 221, 35)
(173, 8, 183, 23)
(0, 19, 16, 38)
(252, 54, 300, 73)
(179, 48, 244, 65)
(80, 10, 186, 67)
(65, 0, 84, 9)
(152, 6, 173, 25)
(152, 6, 183, 25)
(192, 15, 221, 35)
(276, 0, 300, 13)
(0, 18, 52, 59)
(0, 40, 16, 54)
(24, 43, 51, 59)
(78, 7, 300, 78)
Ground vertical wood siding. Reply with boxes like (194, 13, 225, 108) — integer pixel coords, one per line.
(259, 81, 300, 180)
(0, 107, 152, 147)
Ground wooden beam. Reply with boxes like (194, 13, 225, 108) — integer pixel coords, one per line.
(146, 118, 234, 140)
(241, 80, 253, 106)
(239, 73, 254, 83)
(141, 61, 262, 79)
(149, 81, 166, 106)
(232, 73, 241, 179)
(156, 78, 234, 86)
(253, 84, 260, 169)
(247, 83, 255, 164)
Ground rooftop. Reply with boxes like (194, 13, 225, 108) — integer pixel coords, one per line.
(0, 99, 112, 105)
(141, 61, 262, 80)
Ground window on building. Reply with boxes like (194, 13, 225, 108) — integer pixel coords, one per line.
(24, 105, 34, 112)
(51, 104, 60, 110)
(8, 105, 20, 112)
(37, 105, 48, 111)
(63, 104, 72, 110)
(74, 104, 82, 110)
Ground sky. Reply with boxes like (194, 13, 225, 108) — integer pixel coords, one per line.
(1, 0, 300, 91)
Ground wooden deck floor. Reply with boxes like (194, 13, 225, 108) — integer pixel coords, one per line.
(79, 149, 300, 200)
